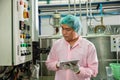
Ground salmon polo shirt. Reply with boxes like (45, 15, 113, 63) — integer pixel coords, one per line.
(46, 36, 98, 80)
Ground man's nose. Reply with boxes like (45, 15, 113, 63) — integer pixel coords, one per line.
(62, 30, 67, 35)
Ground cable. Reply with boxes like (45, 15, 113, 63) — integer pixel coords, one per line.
(0, 66, 7, 74)
(92, 15, 101, 22)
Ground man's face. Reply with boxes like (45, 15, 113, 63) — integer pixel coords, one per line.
(61, 24, 77, 42)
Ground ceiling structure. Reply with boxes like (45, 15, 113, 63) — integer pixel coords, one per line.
(38, 0, 120, 16)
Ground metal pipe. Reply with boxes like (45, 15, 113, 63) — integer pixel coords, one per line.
(89, 0, 92, 26)
(116, 37, 120, 63)
(85, 0, 89, 36)
(68, 0, 71, 14)
(74, 0, 76, 15)
(79, 0, 82, 21)
(86, 1, 89, 19)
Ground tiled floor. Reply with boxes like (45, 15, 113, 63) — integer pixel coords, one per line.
(30, 76, 54, 80)
(39, 76, 54, 80)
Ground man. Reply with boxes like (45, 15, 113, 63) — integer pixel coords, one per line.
(45, 14, 98, 80)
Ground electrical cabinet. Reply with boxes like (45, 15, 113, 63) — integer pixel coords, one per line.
(0, 0, 33, 66)
(111, 35, 120, 52)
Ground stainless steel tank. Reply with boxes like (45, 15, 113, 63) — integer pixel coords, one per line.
(86, 35, 116, 80)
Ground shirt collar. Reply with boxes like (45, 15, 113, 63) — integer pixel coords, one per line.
(63, 36, 83, 48)
(74, 36, 83, 48)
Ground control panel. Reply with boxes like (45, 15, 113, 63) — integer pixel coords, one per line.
(0, 0, 33, 66)
(110, 35, 120, 52)
(14, 0, 33, 65)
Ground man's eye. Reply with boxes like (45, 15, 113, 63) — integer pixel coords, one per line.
(66, 29, 72, 31)
(62, 27, 72, 31)
(66, 30, 71, 31)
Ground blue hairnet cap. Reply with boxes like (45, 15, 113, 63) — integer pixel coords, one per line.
(60, 14, 82, 33)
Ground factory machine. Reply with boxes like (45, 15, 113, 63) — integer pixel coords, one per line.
(0, 0, 33, 66)
(0, 0, 35, 79)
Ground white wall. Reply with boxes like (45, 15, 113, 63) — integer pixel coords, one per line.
(41, 18, 54, 35)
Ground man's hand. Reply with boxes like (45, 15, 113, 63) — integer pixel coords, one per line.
(56, 60, 80, 73)
(69, 62, 80, 74)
